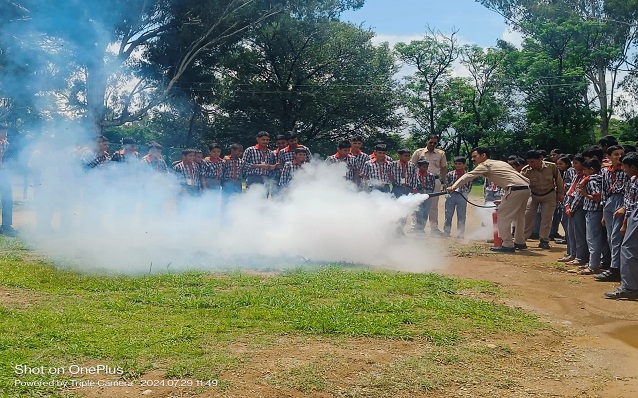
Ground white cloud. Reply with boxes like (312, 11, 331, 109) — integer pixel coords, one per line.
(500, 27, 524, 48)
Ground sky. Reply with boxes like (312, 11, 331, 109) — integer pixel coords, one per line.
(341, 0, 522, 48)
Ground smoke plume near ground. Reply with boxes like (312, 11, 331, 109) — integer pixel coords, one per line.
(22, 142, 446, 275)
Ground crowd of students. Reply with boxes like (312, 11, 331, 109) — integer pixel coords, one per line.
(78, 131, 638, 300)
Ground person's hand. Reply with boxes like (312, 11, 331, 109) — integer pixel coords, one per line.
(446, 186, 454, 193)
(614, 207, 626, 218)
(620, 225, 627, 235)
(601, 217, 606, 226)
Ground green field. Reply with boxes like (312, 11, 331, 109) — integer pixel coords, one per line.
(0, 237, 544, 397)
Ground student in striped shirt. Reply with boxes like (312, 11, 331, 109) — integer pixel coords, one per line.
(413, 159, 437, 234)
(362, 143, 393, 193)
(561, 155, 588, 266)
(444, 156, 472, 238)
(202, 143, 223, 190)
(578, 159, 604, 275)
(141, 141, 168, 173)
(221, 144, 244, 196)
(279, 148, 307, 187)
(111, 137, 141, 163)
(596, 145, 628, 282)
(349, 136, 370, 187)
(390, 149, 417, 198)
(278, 132, 312, 165)
(242, 131, 278, 187)
(605, 152, 638, 299)
(173, 149, 206, 197)
(325, 141, 357, 182)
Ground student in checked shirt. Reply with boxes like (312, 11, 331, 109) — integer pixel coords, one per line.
(278, 132, 313, 165)
(605, 152, 638, 299)
(141, 141, 168, 173)
(444, 156, 472, 238)
(221, 144, 244, 196)
(362, 143, 393, 193)
(597, 145, 628, 282)
(578, 159, 605, 275)
(173, 149, 206, 197)
(279, 148, 308, 188)
(390, 149, 417, 197)
(202, 142, 223, 191)
(349, 136, 370, 187)
(325, 141, 357, 182)
(561, 155, 589, 266)
(412, 159, 437, 234)
(242, 131, 278, 187)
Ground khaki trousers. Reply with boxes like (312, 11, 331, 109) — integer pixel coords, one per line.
(428, 179, 441, 230)
(498, 188, 530, 247)
(524, 191, 557, 241)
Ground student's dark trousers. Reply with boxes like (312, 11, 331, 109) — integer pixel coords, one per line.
(603, 194, 624, 270)
(620, 210, 638, 291)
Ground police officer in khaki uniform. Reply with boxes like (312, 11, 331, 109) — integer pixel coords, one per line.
(520, 150, 564, 249)
(447, 147, 530, 252)
(411, 134, 447, 235)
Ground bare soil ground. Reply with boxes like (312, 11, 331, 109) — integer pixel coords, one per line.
(7, 203, 638, 398)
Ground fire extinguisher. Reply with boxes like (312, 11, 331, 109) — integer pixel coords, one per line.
(492, 207, 502, 247)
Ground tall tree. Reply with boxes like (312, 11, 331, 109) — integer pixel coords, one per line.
(395, 29, 460, 141)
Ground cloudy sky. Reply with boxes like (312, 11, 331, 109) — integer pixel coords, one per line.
(342, 0, 522, 49)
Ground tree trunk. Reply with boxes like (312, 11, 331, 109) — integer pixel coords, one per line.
(86, 60, 108, 135)
(185, 101, 199, 147)
(597, 63, 608, 136)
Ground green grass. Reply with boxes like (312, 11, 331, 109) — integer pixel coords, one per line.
(0, 237, 544, 397)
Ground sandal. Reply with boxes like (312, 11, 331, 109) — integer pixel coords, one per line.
(566, 259, 586, 266)
(578, 268, 602, 275)
(557, 255, 575, 262)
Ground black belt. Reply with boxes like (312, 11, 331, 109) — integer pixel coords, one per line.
(531, 188, 555, 196)
(508, 186, 529, 191)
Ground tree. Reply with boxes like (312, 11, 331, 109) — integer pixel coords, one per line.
(395, 29, 460, 141)
(209, 15, 401, 146)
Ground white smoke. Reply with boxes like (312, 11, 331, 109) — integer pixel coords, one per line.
(21, 140, 446, 275)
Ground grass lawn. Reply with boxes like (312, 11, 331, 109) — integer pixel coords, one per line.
(0, 237, 545, 397)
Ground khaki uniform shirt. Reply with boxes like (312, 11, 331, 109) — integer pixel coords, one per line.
(520, 161, 564, 196)
(449, 159, 530, 190)
(411, 147, 447, 176)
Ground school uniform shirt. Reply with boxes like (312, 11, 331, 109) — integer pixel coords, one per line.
(242, 145, 277, 177)
(325, 153, 357, 181)
(448, 159, 530, 191)
(173, 161, 202, 189)
(222, 157, 243, 182)
(81, 149, 111, 170)
(562, 167, 577, 193)
(278, 145, 312, 165)
(446, 170, 472, 194)
(601, 165, 629, 202)
(111, 149, 141, 162)
(564, 171, 585, 212)
(414, 171, 436, 193)
(141, 154, 168, 173)
(362, 158, 393, 186)
(390, 160, 417, 189)
(201, 157, 223, 180)
(349, 150, 371, 178)
(279, 160, 304, 187)
(624, 175, 638, 219)
(582, 174, 604, 211)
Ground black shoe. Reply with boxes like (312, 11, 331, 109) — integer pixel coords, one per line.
(604, 288, 638, 300)
(538, 240, 551, 249)
(514, 243, 528, 250)
(529, 233, 540, 240)
(490, 246, 515, 253)
(593, 270, 621, 282)
(554, 239, 567, 245)
(0, 226, 17, 237)
(430, 229, 444, 236)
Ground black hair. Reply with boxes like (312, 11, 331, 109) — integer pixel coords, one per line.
(454, 156, 466, 163)
(351, 136, 363, 142)
(285, 131, 298, 140)
(256, 131, 270, 138)
(557, 155, 572, 168)
(194, 149, 203, 154)
(427, 134, 440, 142)
(337, 140, 352, 150)
(374, 143, 388, 151)
(208, 142, 221, 151)
(507, 155, 518, 161)
(181, 148, 196, 156)
(599, 135, 618, 147)
(122, 137, 136, 145)
(417, 158, 429, 166)
(293, 147, 306, 154)
(583, 158, 601, 173)
(148, 141, 162, 150)
(622, 144, 637, 154)
(551, 148, 562, 154)
(572, 154, 585, 164)
(525, 150, 543, 160)
(472, 147, 491, 158)
(566, 153, 574, 161)
(229, 143, 243, 151)
(582, 146, 604, 161)
(397, 148, 411, 155)
(275, 135, 287, 141)
(607, 145, 624, 155)
(622, 152, 638, 168)
(96, 135, 108, 142)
